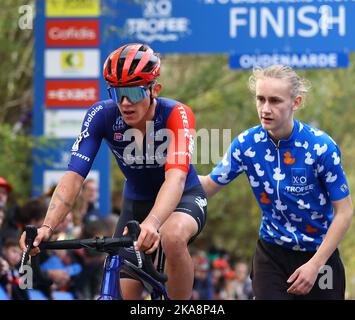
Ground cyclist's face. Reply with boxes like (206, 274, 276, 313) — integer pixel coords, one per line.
(255, 77, 302, 141)
(118, 84, 162, 127)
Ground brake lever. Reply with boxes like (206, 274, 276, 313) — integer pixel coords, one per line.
(20, 225, 38, 273)
(126, 221, 143, 269)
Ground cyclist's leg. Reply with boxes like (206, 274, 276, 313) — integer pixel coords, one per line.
(113, 197, 154, 300)
(119, 279, 144, 300)
(159, 185, 207, 300)
(160, 212, 197, 300)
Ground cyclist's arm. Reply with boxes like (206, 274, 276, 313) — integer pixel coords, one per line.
(20, 103, 105, 252)
(42, 171, 84, 232)
(145, 103, 194, 228)
(135, 103, 194, 252)
(45, 103, 105, 230)
(145, 168, 187, 229)
(19, 172, 84, 252)
(198, 175, 223, 198)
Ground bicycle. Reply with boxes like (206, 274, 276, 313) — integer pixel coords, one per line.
(21, 220, 169, 300)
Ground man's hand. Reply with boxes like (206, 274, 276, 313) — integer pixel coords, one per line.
(287, 261, 320, 295)
(19, 226, 53, 256)
(123, 219, 160, 254)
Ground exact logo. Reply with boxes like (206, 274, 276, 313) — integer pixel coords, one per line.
(46, 80, 99, 107)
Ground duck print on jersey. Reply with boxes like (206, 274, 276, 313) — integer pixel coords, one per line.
(263, 181, 274, 194)
(284, 151, 296, 165)
(260, 192, 271, 204)
(273, 168, 285, 181)
(295, 141, 308, 149)
(238, 130, 249, 143)
(306, 224, 318, 233)
(332, 152, 340, 165)
(265, 149, 275, 162)
(314, 143, 328, 156)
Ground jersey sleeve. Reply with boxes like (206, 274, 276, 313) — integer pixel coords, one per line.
(317, 139, 350, 201)
(67, 103, 105, 178)
(210, 137, 245, 185)
(165, 104, 195, 173)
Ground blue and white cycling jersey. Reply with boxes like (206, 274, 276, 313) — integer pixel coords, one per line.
(210, 119, 350, 251)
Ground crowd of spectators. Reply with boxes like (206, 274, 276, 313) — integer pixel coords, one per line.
(0, 176, 253, 300)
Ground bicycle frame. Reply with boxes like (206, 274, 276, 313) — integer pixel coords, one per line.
(98, 254, 169, 300)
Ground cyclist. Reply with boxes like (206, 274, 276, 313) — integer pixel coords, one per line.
(199, 65, 353, 299)
(20, 43, 207, 300)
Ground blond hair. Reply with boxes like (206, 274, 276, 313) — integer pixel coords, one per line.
(248, 65, 311, 105)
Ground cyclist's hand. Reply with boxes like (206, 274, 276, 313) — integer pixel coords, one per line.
(19, 226, 53, 256)
(286, 261, 319, 295)
(123, 221, 160, 254)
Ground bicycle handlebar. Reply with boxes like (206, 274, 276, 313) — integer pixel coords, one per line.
(24, 221, 167, 284)
(39, 237, 133, 251)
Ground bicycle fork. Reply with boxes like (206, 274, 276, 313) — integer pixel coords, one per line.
(98, 255, 124, 300)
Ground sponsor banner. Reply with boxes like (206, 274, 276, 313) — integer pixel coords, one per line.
(229, 52, 349, 69)
(45, 49, 100, 78)
(102, 0, 355, 54)
(46, 20, 99, 47)
(44, 170, 99, 193)
(45, 80, 99, 107)
(46, 0, 100, 17)
(45, 109, 87, 138)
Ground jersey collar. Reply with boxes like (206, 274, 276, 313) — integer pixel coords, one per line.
(264, 119, 301, 148)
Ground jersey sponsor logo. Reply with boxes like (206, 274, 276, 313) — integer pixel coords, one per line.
(177, 105, 190, 138)
(340, 184, 348, 193)
(111, 148, 166, 169)
(114, 132, 124, 142)
(285, 168, 314, 195)
(71, 151, 90, 162)
(83, 105, 103, 129)
(46, 20, 99, 47)
(195, 196, 207, 215)
(113, 116, 126, 131)
(291, 168, 307, 185)
(45, 80, 99, 107)
(176, 105, 194, 158)
(71, 128, 89, 152)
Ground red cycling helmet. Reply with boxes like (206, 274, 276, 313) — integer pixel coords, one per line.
(103, 43, 160, 87)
